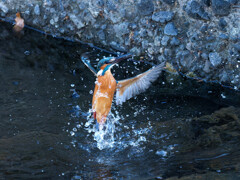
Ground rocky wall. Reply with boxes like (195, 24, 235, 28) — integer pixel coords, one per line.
(0, 0, 240, 88)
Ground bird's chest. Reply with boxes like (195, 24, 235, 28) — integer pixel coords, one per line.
(95, 72, 116, 92)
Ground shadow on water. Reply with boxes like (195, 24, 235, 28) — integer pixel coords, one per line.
(0, 22, 240, 179)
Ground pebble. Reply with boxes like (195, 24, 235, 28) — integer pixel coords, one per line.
(212, 0, 230, 16)
(170, 37, 180, 46)
(152, 11, 174, 23)
(137, 0, 154, 16)
(219, 33, 228, 40)
(202, 0, 211, 6)
(209, 52, 222, 67)
(185, 0, 210, 20)
(34, 4, 40, 15)
(0, 2, 8, 14)
(162, 0, 176, 5)
(218, 18, 227, 30)
(164, 22, 178, 36)
(161, 36, 170, 46)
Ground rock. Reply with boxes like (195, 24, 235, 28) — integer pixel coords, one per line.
(228, 0, 238, 4)
(209, 52, 222, 66)
(152, 11, 174, 23)
(233, 43, 240, 52)
(162, 0, 176, 5)
(130, 47, 141, 56)
(201, 52, 208, 60)
(161, 36, 170, 46)
(218, 18, 227, 30)
(34, 4, 40, 16)
(185, 0, 210, 20)
(98, 30, 105, 40)
(154, 36, 162, 47)
(202, 0, 211, 6)
(113, 22, 129, 38)
(203, 60, 211, 73)
(0, 2, 8, 14)
(219, 33, 228, 40)
(137, 0, 154, 16)
(69, 14, 85, 29)
(200, 24, 208, 33)
(170, 37, 180, 46)
(176, 50, 193, 68)
(164, 22, 178, 36)
(211, 0, 231, 16)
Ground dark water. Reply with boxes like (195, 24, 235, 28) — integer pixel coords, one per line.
(0, 23, 240, 180)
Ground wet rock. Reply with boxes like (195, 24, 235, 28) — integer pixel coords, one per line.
(211, 0, 231, 16)
(202, 0, 211, 6)
(0, 2, 8, 15)
(154, 36, 162, 47)
(137, 0, 154, 16)
(200, 24, 208, 34)
(219, 33, 228, 40)
(98, 30, 105, 40)
(170, 37, 180, 46)
(161, 35, 170, 46)
(209, 52, 222, 66)
(177, 50, 193, 68)
(69, 14, 85, 29)
(113, 22, 129, 38)
(162, 0, 176, 5)
(152, 11, 174, 23)
(164, 22, 178, 36)
(34, 4, 40, 15)
(218, 18, 228, 30)
(185, 0, 210, 20)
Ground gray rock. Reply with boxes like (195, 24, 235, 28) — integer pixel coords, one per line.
(98, 30, 105, 40)
(219, 33, 228, 40)
(34, 4, 40, 15)
(218, 18, 227, 30)
(113, 22, 129, 38)
(177, 50, 193, 68)
(137, 0, 154, 16)
(233, 43, 240, 52)
(209, 52, 222, 66)
(130, 47, 141, 56)
(0, 2, 8, 14)
(161, 36, 170, 46)
(211, 0, 230, 16)
(162, 0, 176, 5)
(185, 0, 210, 20)
(200, 24, 208, 33)
(164, 22, 178, 36)
(154, 36, 162, 47)
(69, 14, 85, 29)
(228, 0, 238, 4)
(202, 0, 211, 6)
(170, 37, 180, 46)
(201, 52, 208, 60)
(152, 11, 174, 23)
(203, 60, 211, 73)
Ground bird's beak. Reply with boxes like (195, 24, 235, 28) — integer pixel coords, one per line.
(108, 53, 132, 65)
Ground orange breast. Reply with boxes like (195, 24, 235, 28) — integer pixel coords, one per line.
(92, 70, 117, 124)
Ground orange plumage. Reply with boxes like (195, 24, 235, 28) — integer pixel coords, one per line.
(92, 66, 117, 124)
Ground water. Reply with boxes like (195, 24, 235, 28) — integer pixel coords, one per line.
(0, 22, 240, 179)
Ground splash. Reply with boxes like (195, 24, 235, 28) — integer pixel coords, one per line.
(85, 110, 121, 150)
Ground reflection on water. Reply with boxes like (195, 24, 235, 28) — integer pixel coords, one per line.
(0, 22, 240, 179)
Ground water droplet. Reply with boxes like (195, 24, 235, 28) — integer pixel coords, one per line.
(24, 50, 30, 55)
(71, 84, 75, 87)
(70, 131, 75, 136)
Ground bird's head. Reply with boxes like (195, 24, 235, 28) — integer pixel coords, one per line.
(96, 54, 132, 76)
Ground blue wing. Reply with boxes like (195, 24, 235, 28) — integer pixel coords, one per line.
(81, 53, 97, 76)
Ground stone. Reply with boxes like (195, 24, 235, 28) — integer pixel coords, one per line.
(34, 4, 40, 15)
(162, 0, 176, 5)
(219, 33, 228, 40)
(228, 0, 238, 4)
(69, 14, 85, 29)
(209, 52, 222, 66)
(130, 47, 141, 56)
(113, 22, 129, 38)
(154, 36, 162, 47)
(0, 2, 8, 14)
(170, 37, 180, 46)
(211, 0, 230, 16)
(161, 36, 170, 46)
(152, 11, 174, 23)
(164, 22, 178, 36)
(137, 0, 154, 16)
(185, 0, 210, 20)
(218, 18, 227, 30)
(176, 50, 193, 68)
(98, 30, 105, 40)
(202, 0, 211, 6)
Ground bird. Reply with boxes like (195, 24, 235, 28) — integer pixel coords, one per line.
(81, 53, 165, 127)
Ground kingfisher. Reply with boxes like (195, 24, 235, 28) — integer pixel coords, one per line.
(81, 53, 165, 127)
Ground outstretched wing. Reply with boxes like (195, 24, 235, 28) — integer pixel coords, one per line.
(115, 62, 165, 105)
(81, 53, 97, 76)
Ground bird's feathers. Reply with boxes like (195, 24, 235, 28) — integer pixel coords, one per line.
(116, 62, 165, 105)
